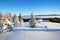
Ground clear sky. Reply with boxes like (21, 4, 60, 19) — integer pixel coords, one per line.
(0, 0, 60, 15)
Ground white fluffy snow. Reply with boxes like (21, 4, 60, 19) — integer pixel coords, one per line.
(0, 20, 60, 40)
(0, 29, 60, 40)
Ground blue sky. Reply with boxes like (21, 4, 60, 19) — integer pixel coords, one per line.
(0, 0, 60, 15)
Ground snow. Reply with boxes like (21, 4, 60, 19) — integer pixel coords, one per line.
(0, 28, 60, 40)
(0, 20, 60, 40)
(0, 25, 2, 32)
(23, 21, 60, 29)
(0, 26, 2, 30)
(42, 22, 60, 29)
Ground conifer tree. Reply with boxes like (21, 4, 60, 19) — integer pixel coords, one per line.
(0, 12, 3, 23)
(13, 14, 16, 22)
(19, 13, 24, 26)
(8, 13, 12, 21)
(30, 13, 36, 28)
(0, 12, 2, 20)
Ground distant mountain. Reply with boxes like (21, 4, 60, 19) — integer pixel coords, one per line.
(22, 14, 60, 17)
(35, 14, 60, 16)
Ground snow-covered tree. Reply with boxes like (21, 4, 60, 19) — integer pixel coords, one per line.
(0, 12, 3, 24)
(30, 13, 36, 28)
(18, 13, 24, 26)
(0, 12, 2, 19)
(13, 14, 16, 22)
(8, 13, 12, 21)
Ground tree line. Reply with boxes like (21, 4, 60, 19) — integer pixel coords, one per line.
(0, 12, 37, 28)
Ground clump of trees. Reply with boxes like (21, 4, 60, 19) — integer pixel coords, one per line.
(0, 12, 37, 28)
(30, 13, 36, 28)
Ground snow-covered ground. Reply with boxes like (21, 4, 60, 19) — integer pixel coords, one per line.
(0, 28, 60, 40)
(23, 20, 60, 29)
(41, 22, 60, 29)
(0, 20, 60, 40)
(0, 25, 60, 40)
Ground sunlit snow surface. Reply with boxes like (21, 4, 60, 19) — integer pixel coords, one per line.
(0, 27, 60, 40)
(0, 20, 60, 40)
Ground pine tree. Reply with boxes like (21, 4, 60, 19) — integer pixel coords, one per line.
(0, 12, 2, 20)
(30, 13, 36, 28)
(0, 12, 3, 23)
(19, 13, 24, 26)
(8, 13, 12, 21)
(13, 14, 20, 26)
(13, 14, 16, 22)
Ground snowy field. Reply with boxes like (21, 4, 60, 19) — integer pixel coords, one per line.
(0, 28, 60, 40)
(0, 20, 60, 40)
(0, 26, 60, 40)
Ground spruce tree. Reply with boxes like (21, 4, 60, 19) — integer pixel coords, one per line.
(0, 12, 3, 23)
(13, 14, 16, 22)
(31, 13, 36, 28)
(8, 13, 12, 21)
(0, 12, 2, 20)
(19, 13, 24, 26)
